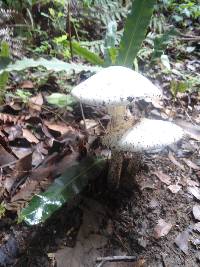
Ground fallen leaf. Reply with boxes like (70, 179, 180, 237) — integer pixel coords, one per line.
(55, 199, 107, 267)
(28, 93, 43, 111)
(20, 80, 34, 89)
(188, 186, 200, 200)
(193, 205, 200, 221)
(44, 121, 73, 135)
(168, 151, 185, 170)
(175, 119, 200, 141)
(4, 153, 32, 192)
(22, 128, 39, 143)
(168, 184, 181, 193)
(175, 230, 189, 254)
(4, 125, 22, 141)
(187, 179, 199, 187)
(154, 219, 172, 239)
(11, 147, 33, 159)
(183, 158, 200, 170)
(0, 144, 16, 167)
(153, 171, 171, 185)
(193, 222, 200, 233)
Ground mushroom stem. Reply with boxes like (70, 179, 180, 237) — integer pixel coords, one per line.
(107, 150, 124, 189)
(107, 105, 127, 129)
(105, 106, 132, 190)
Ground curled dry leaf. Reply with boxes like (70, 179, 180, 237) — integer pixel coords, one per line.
(20, 80, 34, 89)
(154, 219, 172, 239)
(182, 158, 200, 170)
(22, 129, 39, 144)
(168, 151, 185, 170)
(175, 230, 189, 254)
(188, 186, 200, 200)
(44, 121, 74, 135)
(0, 144, 16, 167)
(168, 184, 181, 194)
(28, 93, 43, 111)
(153, 171, 171, 185)
(193, 205, 200, 221)
(4, 153, 32, 192)
(193, 222, 200, 233)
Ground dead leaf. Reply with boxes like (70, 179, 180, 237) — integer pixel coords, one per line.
(182, 158, 200, 170)
(22, 128, 39, 143)
(193, 222, 200, 233)
(153, 171, 171, 185)
(168, 184, 181, 193)
(187, 178, 199, 187)
(188, 186, 200, 200)
(55, 199, 107, 267)
(44, 121, 73, 135)
(154, 219, 172, 239)
(11, 147, 33, 159)
(20, 80, 34, 89)
(193, 205, 200, 221)
(175, 230, 189, 254)
(175, 119, 200, 141)
(28, 93, 43, 111)
(168, 151, 185, 170)
(0, 144, 16, 167)
(4, 153, 32, 192)
(4, 125, 22, 141)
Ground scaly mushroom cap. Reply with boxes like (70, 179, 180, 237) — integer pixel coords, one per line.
(71, 66, 162, 106)
(116, 119, 184, 152)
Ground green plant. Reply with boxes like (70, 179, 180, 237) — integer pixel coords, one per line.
(0, 41, 10, 104)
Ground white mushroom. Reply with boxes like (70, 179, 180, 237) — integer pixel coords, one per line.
(71, 66, 183, 189)
(111, 119, 184, 152)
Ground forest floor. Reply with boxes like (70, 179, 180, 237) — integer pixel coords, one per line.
(0, 4, 200, 266)
(0, 69, 200, 267)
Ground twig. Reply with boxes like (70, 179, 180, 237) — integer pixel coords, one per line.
(96, 255, 137, 267)
(79, 101, 87, 131)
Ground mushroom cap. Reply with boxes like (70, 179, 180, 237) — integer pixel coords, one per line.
(116, 119, 184, 152)
(71, 66, 162, 106)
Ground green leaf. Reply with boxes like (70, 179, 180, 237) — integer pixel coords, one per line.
(46, 93, 76, 108)
(1, 57, 102, 75)
(104, 20, 117, 66)
(116, 0, 156, 67)
(0, 41, 10, 57)
(19, 157, 106, 225)
(67, 41, 104, 66)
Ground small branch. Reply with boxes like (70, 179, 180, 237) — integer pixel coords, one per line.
(96, 255, 137, 266)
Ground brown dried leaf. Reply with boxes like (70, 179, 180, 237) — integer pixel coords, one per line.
(0, 144, 16, 167)
(20, 80, 34, 89)
(188, 186, 200, 200)
(168, 151, 185, 170)
(4, 153, 32, 192)
(28, 93, 43, 111)
(4, 125, 22, 141)
(175, 119, 200, 141)
(193, 205, 200, 221)
(153, 171, 171, 185)
(44, 121, 73, 135)
(154, 219, 172, 239)
(182, 158, 200, 170)
(175, 230, 189, 254)
(168, 184, 181, 194)
(22, 128, 39, 143)
(55, 200, 107, 267)
(193, 222, 200, 233)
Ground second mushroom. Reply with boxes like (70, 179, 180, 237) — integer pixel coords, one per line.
(72, 66, 184, 189)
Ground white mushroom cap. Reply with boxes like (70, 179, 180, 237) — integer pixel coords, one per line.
(72, 66, 162, 106)
(116, 119, 184, 152)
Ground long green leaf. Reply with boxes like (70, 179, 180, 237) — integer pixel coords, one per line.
(67, 41, 104, 66)
(116, 0, 156, 67)
(19, 157, 105, 225)
(0, 57, 102, 75)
